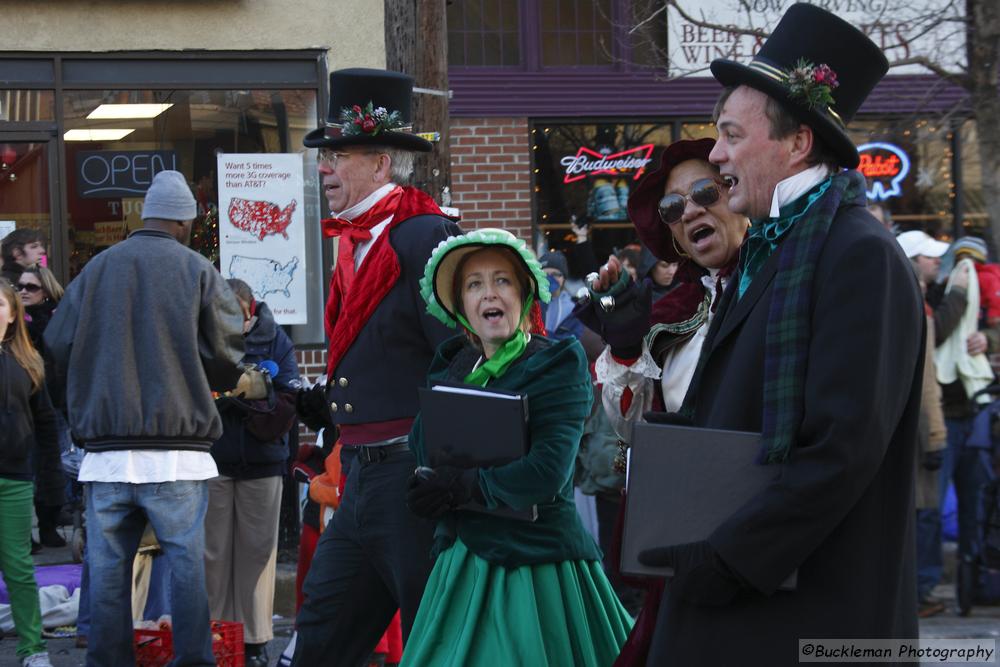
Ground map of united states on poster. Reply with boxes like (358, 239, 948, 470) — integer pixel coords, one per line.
(218, 153, 307, 325)
(228, 197, 297, 240)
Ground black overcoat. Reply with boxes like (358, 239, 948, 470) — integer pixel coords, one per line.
(648, 194, 924, 666)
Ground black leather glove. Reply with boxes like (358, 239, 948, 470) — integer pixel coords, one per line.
(295, 384, 333, 432)
(921, 450, 944, 471)
(406, 466, 482, 519)
(574, 276, 652, 359)
(638, 540, 744, 606)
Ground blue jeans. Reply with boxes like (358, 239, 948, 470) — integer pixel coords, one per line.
(143, 553, 173, 620)
(943, 418, 993, 560)
(79, 540, 173, 633)
(77, 547, 90, 637)
(85, 480, 214, 667)
(917, 417, 994, 597)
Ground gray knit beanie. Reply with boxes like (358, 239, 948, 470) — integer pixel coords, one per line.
(142, 170, 197, 221)
(539, 250, 569, 277)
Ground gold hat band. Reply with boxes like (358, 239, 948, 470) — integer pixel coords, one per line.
(748, 60, 788, 82)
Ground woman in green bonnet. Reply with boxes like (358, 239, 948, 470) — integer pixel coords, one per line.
(402, 228, 632, 666)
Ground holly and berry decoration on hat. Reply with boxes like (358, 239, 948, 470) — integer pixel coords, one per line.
(786, 59, 839, 110)
(338, 101, 405, 137)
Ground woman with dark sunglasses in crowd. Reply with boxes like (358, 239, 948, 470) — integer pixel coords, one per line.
(16, 266, 68, 551)
(576, 138, 749, 665)
(16, 267, 63, 354)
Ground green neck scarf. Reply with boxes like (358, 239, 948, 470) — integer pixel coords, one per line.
(738, 176, 834, 299)
(457, 294, 535, 387)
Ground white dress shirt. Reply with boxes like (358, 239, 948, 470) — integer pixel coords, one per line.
(768, 164, 832, 218)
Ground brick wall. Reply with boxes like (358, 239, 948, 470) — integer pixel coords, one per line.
(449, 117, 532, 240)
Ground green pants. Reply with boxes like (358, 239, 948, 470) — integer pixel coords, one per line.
(0, 478, 46, 658)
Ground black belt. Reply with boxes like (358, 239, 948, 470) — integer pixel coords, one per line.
(352, 442, 411, 464)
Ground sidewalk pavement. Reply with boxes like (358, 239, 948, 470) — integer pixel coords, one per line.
(2, 530, 997, 666)
(0, 527, 295, 666)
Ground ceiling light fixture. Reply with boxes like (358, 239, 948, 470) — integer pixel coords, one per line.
(64, 129, 136, 141)
(86, 103, 173, 120)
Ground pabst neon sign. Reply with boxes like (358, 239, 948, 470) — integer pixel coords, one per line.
(856, 142, 910, 201)
(560, 144, 655, 184)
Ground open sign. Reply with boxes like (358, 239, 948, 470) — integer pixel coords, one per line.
(856, 143, 910, 201)
(76, 150, 179, 199)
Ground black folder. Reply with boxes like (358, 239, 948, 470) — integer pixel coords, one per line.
(620, 422, 797, 589)
(417, 382, 537, 521)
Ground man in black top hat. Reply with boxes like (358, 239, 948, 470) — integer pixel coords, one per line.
(292, 68, 460, 667)
(634, 5, 925, 664)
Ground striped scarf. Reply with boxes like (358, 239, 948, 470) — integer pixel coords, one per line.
(755, 169, 865, 463)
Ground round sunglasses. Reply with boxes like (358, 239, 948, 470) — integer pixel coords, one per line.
(657, 178, 725, 225)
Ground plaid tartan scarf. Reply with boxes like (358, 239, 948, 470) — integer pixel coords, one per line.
(755, 169, 865, 463)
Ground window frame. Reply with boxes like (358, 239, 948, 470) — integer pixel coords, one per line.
(449, 0, 651, 72)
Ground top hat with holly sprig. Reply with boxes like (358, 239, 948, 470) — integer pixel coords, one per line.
(303, 68, 432, 153)
(710, 3, 888, 168)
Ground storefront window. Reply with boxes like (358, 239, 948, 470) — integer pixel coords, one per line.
(532, 120, 673, 260)
(61, 89, 316, 266)
(959, 120, 987, 238)
(848, 118, 954, 237)
(0, 141, 53, 251)
(0, 90, 55, 122)
(680, 123, 716, 141)
(60, 88, 324, 340)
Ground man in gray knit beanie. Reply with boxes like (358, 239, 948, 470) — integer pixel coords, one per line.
(141, 170, 198, 244)
(46, 167, 245, 665)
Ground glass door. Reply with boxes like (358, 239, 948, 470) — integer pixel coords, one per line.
(0, 136, 58, 277)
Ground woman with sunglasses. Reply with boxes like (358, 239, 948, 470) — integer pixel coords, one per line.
(15, 267, 69, 551)
(17, 267, 63, 355)
(0, 278, 60, 667)
(577, 138, 749, 665)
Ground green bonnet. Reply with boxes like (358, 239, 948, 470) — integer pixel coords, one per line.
(420, 228, 551, 328)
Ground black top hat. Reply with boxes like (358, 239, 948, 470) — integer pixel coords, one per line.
(710, 3, 888, 168)
(303, 68, 432, 153)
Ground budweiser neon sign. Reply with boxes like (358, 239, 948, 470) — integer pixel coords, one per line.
(856, 142, 910, 201)
(560, 144, 655, 184)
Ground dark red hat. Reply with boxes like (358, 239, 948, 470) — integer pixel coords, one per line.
(627, 138, 715, 263)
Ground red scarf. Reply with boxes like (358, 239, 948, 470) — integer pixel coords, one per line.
(322, 186, 449, 375)
(322, 186, 404, 298)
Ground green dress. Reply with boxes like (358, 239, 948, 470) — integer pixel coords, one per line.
(402, 335, 633, 666)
